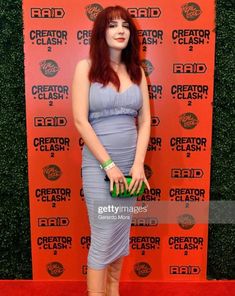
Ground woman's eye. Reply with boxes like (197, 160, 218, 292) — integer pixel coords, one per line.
(108, 24, 116, 28)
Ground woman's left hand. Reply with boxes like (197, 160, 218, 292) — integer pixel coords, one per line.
(128, 162, 150, 194)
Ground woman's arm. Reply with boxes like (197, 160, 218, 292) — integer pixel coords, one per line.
(72, 59, 111, 164)
(71, 59, 129, 193)
(128, 67, 151, 193)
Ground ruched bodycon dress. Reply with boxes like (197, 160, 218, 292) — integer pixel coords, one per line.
(82, 82, 143, 269)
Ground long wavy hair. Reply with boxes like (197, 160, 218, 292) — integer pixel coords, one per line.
(88, 6, 142, 90)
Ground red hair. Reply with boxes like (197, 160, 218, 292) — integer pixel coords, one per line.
(88, 6, 142, 90)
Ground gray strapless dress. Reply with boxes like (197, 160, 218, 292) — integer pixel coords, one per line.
(82, 82, 143, 269)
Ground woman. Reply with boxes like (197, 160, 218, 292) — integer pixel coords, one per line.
(72, 5, 151, 296)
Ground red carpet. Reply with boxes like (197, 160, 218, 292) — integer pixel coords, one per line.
(0, 280, 234, 296)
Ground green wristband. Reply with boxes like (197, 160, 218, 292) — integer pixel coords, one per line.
(100, 159, 113, 169)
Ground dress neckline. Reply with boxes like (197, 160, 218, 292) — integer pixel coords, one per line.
(91, 82, 138, 95)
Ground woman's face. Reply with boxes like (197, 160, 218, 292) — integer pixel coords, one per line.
(105, 18, 130, 50)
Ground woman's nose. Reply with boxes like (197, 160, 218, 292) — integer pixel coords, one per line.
(117, 25, 124, 33)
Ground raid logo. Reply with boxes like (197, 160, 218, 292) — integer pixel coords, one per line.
(168, 236, 203, 255)
(170, 265, 201, 275)
(151, 116, 160, 126)
(34, 137, 70, 157)
(127, 7, 161, 18)
(181, 3, 202, 21)
(147, 137, 162, 152)
(173, 63, 207, 73)
(85, 3, 103, 21)
(47, 262, 64, 277)
(32, 85, 69, 105)
(169, 188, 205, 203)
(179, 112, 199, 129)
(38, 217, 70, 227)
(40, 59, 60, 77)
(34, 116, 67, 127)
(77, 30, 92, 45)
(35, 188, 71, 208)
(171, 168, 204, 178)
(148, 84, 163, 100)
(137, 188, 161, 202)
(30, 30, 67, 51)
(134, 262, 152, 277)
(171, 84, 208, 102)
(131, 217, 158, 227)
(141, 59, 154, 76)
(80, 236, 91, 249)
(130, 236, 160, 255)
(37, 236, 72, 255)
(43, 164, 62, 181)
(177, 214, 195, 230)
(31, 8, 65, 18)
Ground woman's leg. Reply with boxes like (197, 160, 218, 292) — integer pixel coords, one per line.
(106, 257, 124, 296)
(87, 266, 108, 296)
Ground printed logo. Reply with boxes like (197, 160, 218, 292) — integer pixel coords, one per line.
(169, 187, 206, 202)
(141, 59, 154, 76)
(80, 236, 91, 249)
(170, 265, 201, 275)
(34, 116, 67, 127)
(43, 164, 62, 181)
(35, 188, 71, 208)
(32, 85, 69, 105)
(77, 30, 92, 45)
(168, 236, 203, 255)
(131, 217, 158, 227)
(38, 236, 72, 255)
(181, 3, 202, 21)
(171, 84, 208, 101)
(127, 7, 161, 18)
(137, 188, 161, 202)
(34, 137, 70, 157)
(147, 137, 162, 152)
(170, 137, 207, 156)
(38, 217, 70, 227)
(144, 164, 153, 179)
(148, 84, 163, 100)
(173, 63, 207, 73)
(85, 3, 103, 21)
(130, 236, 160, 255)
(134, 262, 152, 277)
(40, 59, 60, 77)
(179, 112, 199, 129)
(172, 29, 210, 49)
(177, 214, 195, 230)
(138, 30, 163, 52)
(31, 8, 65, 18)
(151, 116, 160, 126)
(47, 262, 64, 277)
(171, 168, 204, 178)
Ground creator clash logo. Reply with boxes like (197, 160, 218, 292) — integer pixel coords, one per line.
(181, 2, 202, 21)
(85, 3, 103, 21)
(43, 164, 62, 181)
(179, 112, 199, 129)
(134, 262, 152, 277)
(47, 261, 64, 277)
(40, 59, 60, 77)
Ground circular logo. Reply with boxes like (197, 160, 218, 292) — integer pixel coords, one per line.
(141, 59, 154, 76)
(179, 112, 199, 129)
(40, 59, 59, 77)
(47, 261, 64, 277)
(181, 2, 202, 21)
(85, 3, 103, 21)
(178, 214, 195, 230)
(144, 164, 153, 179)
(43, 164, 62, 181)
(134, 262, 152, 277)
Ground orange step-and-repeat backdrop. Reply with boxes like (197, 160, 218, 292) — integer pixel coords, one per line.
(22, 0, 216, 280)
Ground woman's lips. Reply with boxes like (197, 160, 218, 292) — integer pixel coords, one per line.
(115, 38, 125, 42)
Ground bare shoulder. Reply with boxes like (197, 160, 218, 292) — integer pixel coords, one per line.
(75, 58, 91, 73)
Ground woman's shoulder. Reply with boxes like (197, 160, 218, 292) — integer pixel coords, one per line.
(75, 58, 91, 69)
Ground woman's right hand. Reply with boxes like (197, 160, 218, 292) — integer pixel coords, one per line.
(105, 165, 128, 195)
